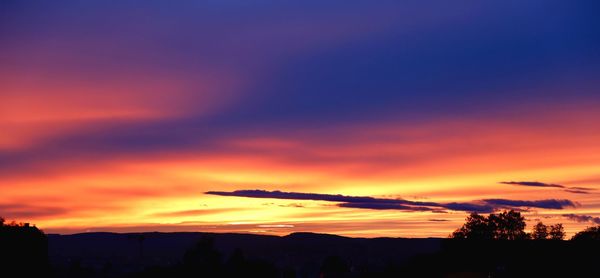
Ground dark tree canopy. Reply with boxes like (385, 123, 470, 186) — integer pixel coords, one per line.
(531, 222, 548, 240)
(548, 223, 565, 240)
(451, 210, 528, 240)
(571, 226, 600, 240)
(530, 222, 565, 240)
(451, 213, 494, 240)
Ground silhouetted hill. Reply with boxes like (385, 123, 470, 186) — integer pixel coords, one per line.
(48, 232, 442, 277)
(47, 231, 600, 277)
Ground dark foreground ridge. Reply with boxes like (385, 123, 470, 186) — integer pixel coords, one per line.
(42, 231, 600, 277)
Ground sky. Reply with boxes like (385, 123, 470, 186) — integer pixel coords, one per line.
(1, 0, 600, 237)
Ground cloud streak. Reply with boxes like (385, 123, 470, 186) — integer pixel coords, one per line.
(337, 202, 438, 212)
(206, 189, 457, 210)
(0, 204, 67, 219)
(564, 189, 592, 194)
(482, 199, 576, 210)
(151, 208, 237, 218)
(500, 181, 564, 188)
(502, 181, 597, 195)
(563, 214, 600, 225)
(206, 190, 575, 213)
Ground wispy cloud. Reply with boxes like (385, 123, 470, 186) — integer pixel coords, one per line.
(502, 181, 597, 195)
(444, 202, 494, 213)
(206, 190, 574, 213)
(0, 204, 67, 219)
(563, 214, 600, 225)
(571, 187, 595, 191)
(206, 190, 455, 211)
(337, 202, 437, 211)
(482, 199, 575, 210)
(151, 208, 237, 217)
(564, 189, 592, 194)
(500, 181, 564, 188)
(205, 190, 443, 207)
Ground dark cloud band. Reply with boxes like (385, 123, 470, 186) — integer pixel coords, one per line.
(500, 181, 564, 188)
(482, 199, 575, 210)
(206, 190, 574, 213)
(563, 214, 600, 225)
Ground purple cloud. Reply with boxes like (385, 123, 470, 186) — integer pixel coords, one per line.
(563, 214, 600, 225)
(500, 181, 564, 188)
(337, 202, 436, 211)
(570, 187, 595, 191)
(483, 199, 575, 209)
(428, 219, 450, 222)
(502, 181, 597, 195)
(564, 189, 591, 194)
(206, 190, 439, 207)
(443, 202, 494, 213)
(206, 190, 574, 213)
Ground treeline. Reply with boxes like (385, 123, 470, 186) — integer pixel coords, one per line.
(418, 210, 600, 277)
(450, 210, 600, 240)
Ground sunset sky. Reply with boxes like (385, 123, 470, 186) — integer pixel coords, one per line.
(1, 1, 600, 237)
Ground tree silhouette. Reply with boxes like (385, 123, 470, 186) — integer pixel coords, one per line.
(451, 210, 527, 240)
(548, 223, 565, 240)
(531, 222, 548, 240)
(571, 226, 600, 240)
(489, 210, 527, 240)
(451, 212, 494, 239)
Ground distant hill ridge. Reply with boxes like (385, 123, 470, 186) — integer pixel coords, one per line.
(48, 231, 442, 276)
